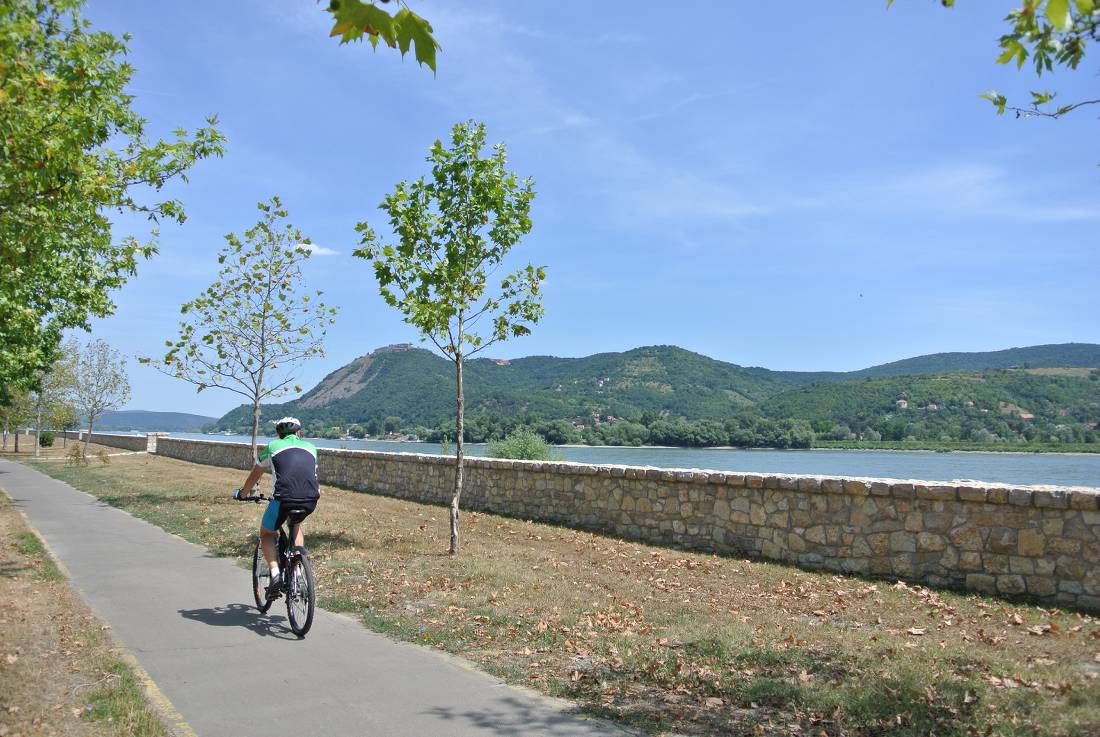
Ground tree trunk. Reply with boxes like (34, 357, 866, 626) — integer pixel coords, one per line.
(83, 416, 94, 458)
(34, 406, 42, 458)
(251, 398, 261, 464)
(14, 428, 18, 453)
(450, 352, 464, 555)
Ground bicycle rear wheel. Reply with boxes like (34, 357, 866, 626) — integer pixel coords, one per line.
(251, 539, 272, 613)
(286, 547, 315, 637)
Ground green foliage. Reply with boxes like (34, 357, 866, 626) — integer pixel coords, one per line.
(141, 197, 336, 453)
(355, 121, 542, 361)
(326, 0, 441, 72)
(488, 427, 557, 461)
(894, 0, 1100, 119)
(38, 430, 55, 447)
(0, 0, 224, 390)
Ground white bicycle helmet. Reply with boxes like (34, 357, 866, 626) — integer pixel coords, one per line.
(274, 416, 302, 438)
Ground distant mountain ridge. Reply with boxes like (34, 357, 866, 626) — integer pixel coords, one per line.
(94, 410, 216, 432)
(210, 342, 1100, 431)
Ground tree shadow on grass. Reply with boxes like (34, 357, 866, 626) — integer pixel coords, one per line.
(178, 602, 298, 640)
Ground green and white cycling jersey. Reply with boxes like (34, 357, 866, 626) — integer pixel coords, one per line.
(257, 434, 320, 501)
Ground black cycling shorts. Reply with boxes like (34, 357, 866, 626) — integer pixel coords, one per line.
(261, 498, 317, 531)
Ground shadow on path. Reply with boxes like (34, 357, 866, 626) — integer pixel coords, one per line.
(423, 697, 617, 737)
(179, 602, 298, 640)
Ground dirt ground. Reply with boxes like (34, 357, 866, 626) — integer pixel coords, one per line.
(0, 493, 166, 737)
(27, 453, 1100, 736)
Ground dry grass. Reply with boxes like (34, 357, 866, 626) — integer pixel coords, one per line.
(0, 439, 123, 462)
(27, 453, 1100, 737)
(0, 492, 167, 737)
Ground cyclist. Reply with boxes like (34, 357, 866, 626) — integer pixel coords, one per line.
(235, 417, 319, 596)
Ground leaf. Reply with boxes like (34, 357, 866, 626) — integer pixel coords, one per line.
(394, 8, 441, 72)
(1045, 0, 1072, 31)
(1075, 0, 1095, 13)
(979, 90, 1008, 115)
(906, 627, 927, 636)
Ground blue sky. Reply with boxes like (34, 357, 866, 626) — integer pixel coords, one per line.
(79, 1, 1099, 417)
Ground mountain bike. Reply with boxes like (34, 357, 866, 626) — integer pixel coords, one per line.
(234, 491, 316, 638)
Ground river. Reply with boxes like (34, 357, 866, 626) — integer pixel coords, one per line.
(154, 432, 1100, 488)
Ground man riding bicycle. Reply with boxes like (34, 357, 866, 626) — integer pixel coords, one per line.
(235, 417, 319, 597)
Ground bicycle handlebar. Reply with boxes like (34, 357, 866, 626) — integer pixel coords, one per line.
(233, 488, 269, 503)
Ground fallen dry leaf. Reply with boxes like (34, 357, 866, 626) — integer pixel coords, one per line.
(907, 628, 926, 636)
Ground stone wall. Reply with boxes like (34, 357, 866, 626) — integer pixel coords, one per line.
(131, 437, 1100, 611)
(61, 431, 149, 452)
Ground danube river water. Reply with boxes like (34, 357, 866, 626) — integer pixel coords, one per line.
(162, 433, 1100, 488)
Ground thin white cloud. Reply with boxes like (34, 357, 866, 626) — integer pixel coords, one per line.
(299, 242, 339, 256)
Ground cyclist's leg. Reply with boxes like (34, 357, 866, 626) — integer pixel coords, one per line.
(260, 500, 281, 572)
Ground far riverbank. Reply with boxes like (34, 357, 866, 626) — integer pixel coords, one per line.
(163, 433, 1100, 488)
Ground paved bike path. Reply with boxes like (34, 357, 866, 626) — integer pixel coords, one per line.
(1, 460, 630, 737)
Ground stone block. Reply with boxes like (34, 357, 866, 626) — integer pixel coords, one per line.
(904, 512, 923, 532)
(1009, 556, 1035, 575)
(1025, 577, 1057, 597)
(797, 478, 821, 493)
(983, 554, 1009, 574)
(870, 482, 891, 497)
(1056, 556, 1086, 580)
(1034, 491, 1069, 510)
(917, 532, 946, 552)
(996, 575, 1027, 595)
(744, 475, 764, 488)
(1084, 569, 1100, 596)
(889, 531, 917, 553)
(1008, 488, 1033, 507)
(867, 533, 890, 556)
(958, 551, 983, 571)
(948, 523, 983, 551)
(988, 528, 1017, 555)
(1017, 528, 1045, 557)
(957, 486, 987, 503)
(891, 483, 915, 499)
(1069, 491, 1099, 511)
(749, 505, 766, 526)
(922, 512, 953, 531)
(843, 479, 869, 495)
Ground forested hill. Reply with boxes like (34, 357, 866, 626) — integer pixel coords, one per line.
(843, 343, 1100, 380)
(213, 345, 800, 429)
(208, 343, 1100, 449)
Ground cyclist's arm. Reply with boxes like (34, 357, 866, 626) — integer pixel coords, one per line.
(241, 445, 273, 496)
(240, 463, 265, 496)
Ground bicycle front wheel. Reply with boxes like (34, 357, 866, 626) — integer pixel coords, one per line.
(252, 539, 272, 614)
(286, 547, 315, 637)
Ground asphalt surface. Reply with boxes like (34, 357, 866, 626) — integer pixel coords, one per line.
(1, 459, 629, 737)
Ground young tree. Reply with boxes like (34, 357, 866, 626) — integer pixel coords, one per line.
(31, 339, 78, 457)
(142, 198, 337, 460)
(355, 121, 544, 554)
(52, 404, 80, 447)
(0, 391, 34, 453)
(72, 339, 131, 458)
(0, 0, 224, 391)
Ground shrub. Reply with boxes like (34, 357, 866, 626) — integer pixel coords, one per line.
(488, 428, 558, 461)
(66, 445, 88, 467)
(38, 431, 55, 447)
(96, 448, 111, 464)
